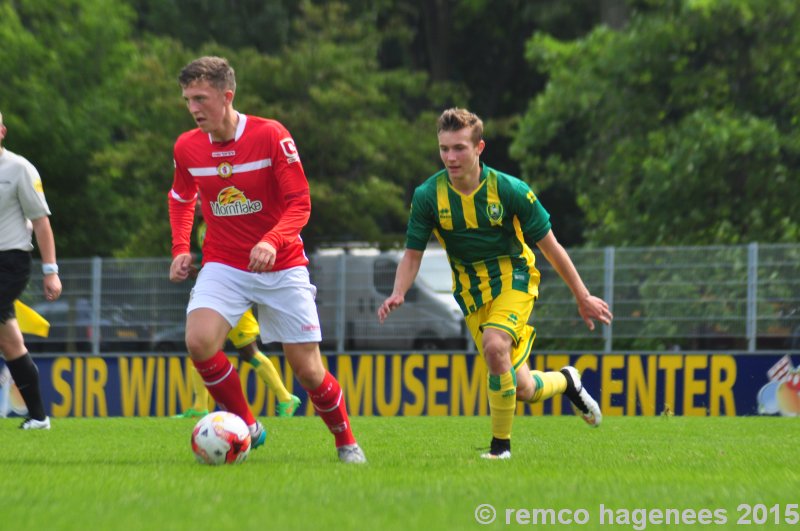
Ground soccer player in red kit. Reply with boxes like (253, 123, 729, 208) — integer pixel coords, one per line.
(168, 56, 365, 463)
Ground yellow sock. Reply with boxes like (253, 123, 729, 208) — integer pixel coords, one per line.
(488, 370, 516, 440)
(527, 370, 567, 403)
(190, 365, 209, 411)
(248, 351, 292, 402)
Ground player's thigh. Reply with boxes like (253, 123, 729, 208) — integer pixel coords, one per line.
(482, 290, 535, 346)
(0, 250, 31, 325)
(0, 319, 26, 360)
(465, 306, 489, 357)
(188, 262, 252, 326)
(255, 267, 322, 344)
(185, 308, 232, 358)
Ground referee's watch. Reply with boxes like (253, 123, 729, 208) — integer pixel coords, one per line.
(42, 263, 59, 275)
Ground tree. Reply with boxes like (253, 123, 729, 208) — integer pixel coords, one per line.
(512, 0, 800, 246)
(0, 0, 139, 256)
(124, 0, 297, 54)
(89, 1, 452, 256)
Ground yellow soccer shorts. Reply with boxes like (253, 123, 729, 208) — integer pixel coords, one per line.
(465, 289, 536, 370)
(227, 308, 260, 349)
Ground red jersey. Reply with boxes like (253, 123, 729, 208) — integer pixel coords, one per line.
(169, 114, 310, 271)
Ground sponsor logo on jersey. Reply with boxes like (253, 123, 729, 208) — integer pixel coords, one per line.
(33, 179, 44, 193)
(439, 207, 451, 223)
(486, 202, 504, 225)
(211, 150, 236, 158)
(210, 186, 263, 216)
(280, 138, 300, 164)
(216, 162, 234, 178)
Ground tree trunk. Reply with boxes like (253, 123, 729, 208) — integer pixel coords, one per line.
(420, 0, 450, 81)
(601, 0, 629, 30)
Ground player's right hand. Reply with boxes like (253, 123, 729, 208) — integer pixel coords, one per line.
(377, 294, 405, 324)
(169, 253, 194, 283)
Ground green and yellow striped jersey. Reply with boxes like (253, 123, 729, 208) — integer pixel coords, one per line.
(406, 164, 551, 316)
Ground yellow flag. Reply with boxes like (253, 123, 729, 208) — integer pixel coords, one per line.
(13, 300, 50, 337)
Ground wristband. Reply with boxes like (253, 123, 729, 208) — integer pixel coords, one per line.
(42, 263, 59, 275)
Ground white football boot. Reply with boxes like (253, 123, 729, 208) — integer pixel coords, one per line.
(560, 366, 602, 427)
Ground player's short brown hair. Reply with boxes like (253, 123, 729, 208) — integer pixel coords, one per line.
(437, 108, 483, 145)
(179, 56, 236, 92)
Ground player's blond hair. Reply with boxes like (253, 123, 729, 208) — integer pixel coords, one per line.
(437, 108, 483, 145)
(179, 56, 236, 92)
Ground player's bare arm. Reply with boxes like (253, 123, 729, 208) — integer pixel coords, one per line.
(31, 216, 62, 301)
(170, 253, 194, 283)
(377, 249, 424, 323)
(536, 230, 613, 330)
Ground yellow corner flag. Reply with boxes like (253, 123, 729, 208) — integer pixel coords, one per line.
(14, 300, 50, 337)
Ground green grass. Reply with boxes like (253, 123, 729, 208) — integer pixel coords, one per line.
(1, 416, 798, 531)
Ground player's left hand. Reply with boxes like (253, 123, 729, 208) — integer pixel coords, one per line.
(249, 241, 277, 272)
(577, 294, 613, 331)
(43, 274, 62, 301)
(377, 294, 405, 324)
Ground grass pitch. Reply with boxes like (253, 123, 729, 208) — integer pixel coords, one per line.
(1, 415, 797, 531)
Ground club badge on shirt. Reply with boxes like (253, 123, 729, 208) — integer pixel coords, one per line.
(217, 162, 233, 178)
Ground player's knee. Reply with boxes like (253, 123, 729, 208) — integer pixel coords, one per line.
(516, 374, 534, 401)
(482, 337, 511, 373)
(288, 354, 325, 388)
(0, 326, 26, 359)
(184, 332, 220, 360)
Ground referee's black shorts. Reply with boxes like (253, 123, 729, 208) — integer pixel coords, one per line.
(0, 250, 32, 323)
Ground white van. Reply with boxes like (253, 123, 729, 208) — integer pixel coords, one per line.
(309, 248, 468, 351)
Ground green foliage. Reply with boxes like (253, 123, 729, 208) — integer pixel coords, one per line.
(85, 37, 195, 257)
(238, 2, 451, 249)
(513, 0, 800, 246)
(124, 0, 297, 53)
(87, 1, 452, 256)
(0, 0, 138, 255)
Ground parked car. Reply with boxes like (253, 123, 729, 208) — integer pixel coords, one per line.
(22, 298, 150, 353)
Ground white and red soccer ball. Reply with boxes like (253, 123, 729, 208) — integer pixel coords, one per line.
(191, 411, 251, 465)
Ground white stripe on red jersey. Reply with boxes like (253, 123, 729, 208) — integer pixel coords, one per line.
(188, 158, 273, 177)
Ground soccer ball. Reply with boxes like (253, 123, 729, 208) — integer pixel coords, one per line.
(191, 411, 251, 465)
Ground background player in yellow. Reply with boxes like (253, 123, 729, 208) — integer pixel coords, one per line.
(175, 219, 301, 418)
(378, 108, 613, 459)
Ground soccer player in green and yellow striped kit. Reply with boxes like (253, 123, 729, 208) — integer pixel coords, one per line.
(377, 108, 613, 459)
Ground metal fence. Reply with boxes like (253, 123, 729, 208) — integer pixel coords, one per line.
(18, 243, 800, 354)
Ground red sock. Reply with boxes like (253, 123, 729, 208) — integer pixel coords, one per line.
(305, 371, 356, 448)
(193, 352, 255, 426)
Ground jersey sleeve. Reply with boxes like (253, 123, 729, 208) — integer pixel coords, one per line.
(259, 122, 311, 250)
(510, 178, 551, 243)
(17, 160, 51, 220)
(405, 186, 435, 251)
(168, 144, 198, 258)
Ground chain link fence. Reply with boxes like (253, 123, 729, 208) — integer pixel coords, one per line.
(18, 243, 800, 354)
